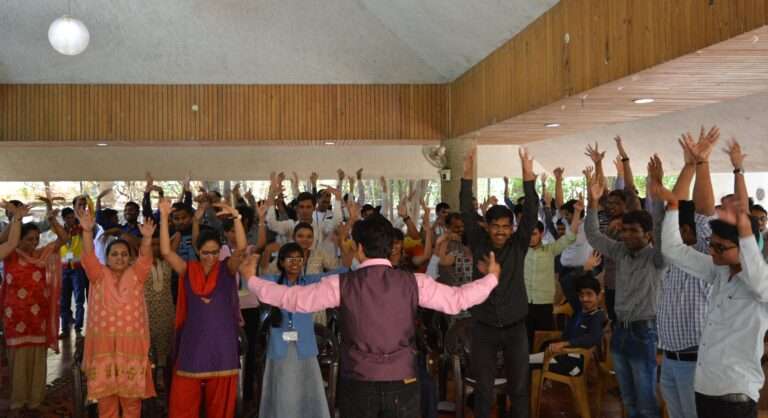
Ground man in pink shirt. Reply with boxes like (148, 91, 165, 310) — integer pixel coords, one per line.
(240, 214, 500, 418)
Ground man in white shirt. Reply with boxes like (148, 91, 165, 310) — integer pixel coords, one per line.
(657, 141, 764, 418)
(265, 188, 343, 249)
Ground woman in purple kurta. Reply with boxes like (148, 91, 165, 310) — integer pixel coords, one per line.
(159, 199, 247, 418)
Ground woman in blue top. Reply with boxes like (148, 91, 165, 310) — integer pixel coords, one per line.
(258, 242, 346, 418)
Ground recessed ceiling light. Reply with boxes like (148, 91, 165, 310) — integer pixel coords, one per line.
(545, 123, 561, 128)
(633, 98, 655, 104)
(324, 141, 335, 145)
(96, 143, 108, 147)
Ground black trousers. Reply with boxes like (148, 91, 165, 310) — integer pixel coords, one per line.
(338, 378, 420, 418)
(240, 308, 261, 402)
(605, 288, 617, 322)
(695, 393, 757, 418)
(471, 321, 529, 418)
(525, 303, 554, 352)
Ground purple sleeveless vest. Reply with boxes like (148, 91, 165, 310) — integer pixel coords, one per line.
(339, 264, 418, 381)
(176, 262, 240, 375)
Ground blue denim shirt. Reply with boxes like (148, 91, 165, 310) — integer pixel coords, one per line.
(265, 268, 347, 361)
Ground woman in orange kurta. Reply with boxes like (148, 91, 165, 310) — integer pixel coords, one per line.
(78, 208, 156, 418)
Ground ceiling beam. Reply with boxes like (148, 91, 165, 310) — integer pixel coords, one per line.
(448, 0, 768, 138)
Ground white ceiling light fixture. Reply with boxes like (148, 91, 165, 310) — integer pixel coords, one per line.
(48, 1, 90, 56)
(632, 98, 655, 104)
(544, 123, 561, 128)
(324, 141, 336, 145)
(96, 142, 108, 147)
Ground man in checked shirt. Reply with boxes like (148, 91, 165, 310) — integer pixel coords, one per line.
(654, 126, 720, 418)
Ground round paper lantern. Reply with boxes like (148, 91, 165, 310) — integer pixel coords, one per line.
(48, 15, 90, 56)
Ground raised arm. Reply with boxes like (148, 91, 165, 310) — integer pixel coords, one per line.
(213, 203, 247, 275)
(511, 147, 539, 248)
(0, 204, 24, 259)
(241, 254, 342, 312)
(615, 136, 640, 211)
(191, 201, 207, 251)
(684, 126, 719, 216)
(553, 167, 565, 209)
(725, 138, 749, 212)
(673, 134, 696, 200)
(46, 209, 69, 249)
(584, 170, 623, 257)
(355, 169, 366, 205)
(411, 204, 434, 266)
(647, 155, 667, 268)
(159, 198, 187, 276)
(585, 142, 606, 185)
(416, 252, 500, 314)
(459, 149, 486, 250)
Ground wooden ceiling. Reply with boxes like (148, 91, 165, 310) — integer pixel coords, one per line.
(472, 25, 768, 144)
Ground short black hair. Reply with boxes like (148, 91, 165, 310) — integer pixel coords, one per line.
(20, 222, 40, 239)
(361, 204, 376, 214)
(436, 202, 451, 213)
(574, 273, 601, 294)
(102, 208, 118, 218)
(61, 207, 75, 217)
(445, 212, 463, 226)
(535, 221, 545, 233)
(195, 229, 222, 250)
(172, 203, 194, 216)
(485, 205, 514, 224)
(678, 200, 696, 229)
(622, 210, 653, 233)
(296, 192, 316, 205)
(513, 204, 523, 215)
(293, 222, 314, 237)
(351, 214, 393, 259)
(277, 242, 303, 274)
(8, 200, 22, 207)
(124, 201, 140, 211)
(563, 199, 578, 215)
(752, 204, 767, 216)
(709, 219, 739, 246)
(607, 189, 628, 203)
(105, 239, 133, 258)
(237, 205, 255, 229)
(391, 227, 405, 242)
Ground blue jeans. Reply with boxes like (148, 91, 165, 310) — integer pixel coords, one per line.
(611, 323, 660, 418)
(61, 267, 86, 331)
(659, 357, 697, 418)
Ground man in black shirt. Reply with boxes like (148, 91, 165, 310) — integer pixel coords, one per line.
(460, 147, 538, 418)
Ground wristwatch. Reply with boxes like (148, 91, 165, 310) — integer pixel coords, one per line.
(733, 168, 744, 175)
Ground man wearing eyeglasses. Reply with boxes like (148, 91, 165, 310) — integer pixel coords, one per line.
(657, 138, 766, 418)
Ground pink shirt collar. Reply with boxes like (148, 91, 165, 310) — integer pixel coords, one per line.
(357, 258, 393, 269)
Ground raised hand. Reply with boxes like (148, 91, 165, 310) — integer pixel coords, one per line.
(723, 137, 746, 170)
(420, 200, 431, 230)
(182, 172, 192, 192)
(487, 252, 501, 277)
(356, 168, 363, 180)
(584, 142, 606, 164)
(291, 171, 300, 185)
(586, 168, 604, 202)
(158, 197, 173, 218)
(678, 134, 695, 165)
(519, 146, 536, 181)
(614, 136, 628, 160)
(553, 167, 565, 182)
(612, 156, 624, 177)
(255, 200, 267, 221)
(309, 172, 319, 185)
(320, 185, 343, 201)
(97, 187, 113, 200)
(145, 171, 154, 192)
(647, 154, 664, 185)
(212, 202, 240, 219)
(194, 201, 208, 221)
(336, 169, 345, 181)
(463, 148, 476, 179)
(76, 208, 96, 232)
(140, 218, 156, 238)
(347, 201, 361, 222)
(239, 253, 260, 279)
(583, 250, 602, 271)
(397, 199, 409, 219)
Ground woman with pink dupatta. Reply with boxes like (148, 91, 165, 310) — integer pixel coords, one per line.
(1, 202, 68, 418)
(76, 207, 157, 418)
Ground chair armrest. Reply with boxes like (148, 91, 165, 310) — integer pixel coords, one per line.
(542, 347, 595, 373)
(532, 330, 563, 352)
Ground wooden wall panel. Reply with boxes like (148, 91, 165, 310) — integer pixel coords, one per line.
(0, 84, 447, 142)
(449, 0, 768, 137)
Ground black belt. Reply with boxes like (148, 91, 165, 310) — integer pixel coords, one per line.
(704, 393, 752, 403)
(615, 319, 655, 329)
(664, 350, 698, 362)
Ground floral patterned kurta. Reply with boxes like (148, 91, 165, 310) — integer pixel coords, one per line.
(81, 250, 156, 400)
(2, 247, 58, 349)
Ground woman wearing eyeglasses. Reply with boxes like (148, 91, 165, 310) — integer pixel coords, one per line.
(159, 198, 247, 418)
(256, 242, 347, 418)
